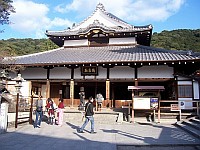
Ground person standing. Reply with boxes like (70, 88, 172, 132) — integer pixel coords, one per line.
(34, 96, 43, 128)
(46, 98, 55, 125)
(78, 96, 96, 134)
(57, 98, 64, 126)
(79, 91, 85, 107)
(96, 92, 104, 111)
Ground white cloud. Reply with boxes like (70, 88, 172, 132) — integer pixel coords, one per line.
(8, 0, 185, 38)
(55, 0, 185, 23)
(9, 0, 73, 38)
(47, 17, 72, 29)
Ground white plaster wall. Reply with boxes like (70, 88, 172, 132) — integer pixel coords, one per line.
(20, 81, 31, 98)
(178, 81, 192, 85)
(50, 67, 71, 79)
(110, 66, 134, 79)
(85, 76, 96, 79)
(138, 65, 174, 78)
(41, 85, 47, 98)
(109, 37, 136, 45)
(96, 66, 107, 79)
(177, 76, 190, 80)
(21, 68, 47, 79)
(74, 68, 82, 79)
(193, 81, 199, 99)
(64, 39, 88, 47)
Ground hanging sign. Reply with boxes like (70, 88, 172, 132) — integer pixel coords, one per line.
(81, 66, 98, 76)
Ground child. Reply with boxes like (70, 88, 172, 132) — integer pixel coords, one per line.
(46, 98, 55, 125)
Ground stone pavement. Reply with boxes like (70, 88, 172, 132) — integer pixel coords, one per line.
(0, 119, 200, 150)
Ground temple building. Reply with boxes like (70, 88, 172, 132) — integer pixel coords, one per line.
(2, 3, 200, 110)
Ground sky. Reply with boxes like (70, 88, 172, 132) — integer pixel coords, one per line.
(1, 0, 200, 40)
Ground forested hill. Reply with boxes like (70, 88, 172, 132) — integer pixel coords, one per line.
(151, 29, 200, 51)
(0, 38, 59, 56)
(0, 29, 200, 56)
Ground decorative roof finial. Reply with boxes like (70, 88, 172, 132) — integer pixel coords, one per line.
(96, 3, 106, 11)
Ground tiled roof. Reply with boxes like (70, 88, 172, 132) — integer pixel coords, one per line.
(45, 3, 152, 37)
(3, 45, 200, 66)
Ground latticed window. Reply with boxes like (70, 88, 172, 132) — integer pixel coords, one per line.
(178, 85, 192, 98)
(88, 31, 109, 46)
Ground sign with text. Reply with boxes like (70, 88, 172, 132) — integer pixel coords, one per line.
(170, 104, 180, 111)
(133, 97, 150, 109)
(81, 66, 98, 76)
(106, 80, 110, 100)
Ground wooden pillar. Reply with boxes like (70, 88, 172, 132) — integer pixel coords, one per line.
(106, 79, 110, 107)
(134, 67, 138, 86)
(111, 85, 115, 108)
(46, 80, 50, 98)
(70, 79, 74, 107)
(157, 91, 161, 123)
(135, 79, 138, 86)
(45, 67, 51, 99)
(158, 102, 160, 123)
(105, 67, 110, 107)
(132, 90, 134, 123)
(69, 67, 75, 107)
(15, 93, 19, 128)
(29, 95, 33, 124)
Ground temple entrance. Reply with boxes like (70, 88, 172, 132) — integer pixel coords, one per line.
(35, 78, 175, 108)
(76, 82, 106, 100)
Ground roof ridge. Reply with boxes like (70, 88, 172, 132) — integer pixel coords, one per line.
(71, 3, 133, 31)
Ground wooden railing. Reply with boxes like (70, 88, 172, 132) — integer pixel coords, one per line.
(158, 100, 200, 122)
(121, 99, 200, 123)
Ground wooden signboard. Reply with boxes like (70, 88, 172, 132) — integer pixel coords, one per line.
(170, 104, 180, 111)
(81, 66, 98, 76)
(133, 97, 150, 109)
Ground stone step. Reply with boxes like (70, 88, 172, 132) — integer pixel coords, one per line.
(182, 118, 200, 130)
(189, 117, 200, 124)
(63, 112, 121, 124)
(174, 117, 200, 139)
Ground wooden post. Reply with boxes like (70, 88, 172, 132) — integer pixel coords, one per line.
(29, 95, 33, 124)
(128, 102, 131, 122)
(132, 90, 134, 123)
(15, 93, 19, 128)
(179, 109, 182, 121)
(46, 80, 50, 99)
(197, 101, 199, 116)
(153, 109, 156, 122)
(158, 92, 161, 123)
(70, 79, 74, 107)
(158, 102, 160, 123)
(106, 79, 110, 107)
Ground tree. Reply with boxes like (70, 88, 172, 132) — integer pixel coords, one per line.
(0, 0, 15, 32)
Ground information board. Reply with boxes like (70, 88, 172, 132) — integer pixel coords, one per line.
(133, 97, 150, 109)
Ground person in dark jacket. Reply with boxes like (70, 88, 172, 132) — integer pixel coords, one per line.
(78, 96, 96, 134)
